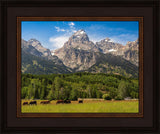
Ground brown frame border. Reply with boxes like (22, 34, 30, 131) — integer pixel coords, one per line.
(17, 17, 143, 118)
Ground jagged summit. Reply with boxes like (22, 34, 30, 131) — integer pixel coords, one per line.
(22, 39, 52, 57)
(58, 29, 99, 52)
(28, 38, 43, 49)
(126, 38, 139, 49)
(74, 29, 86, 35)
(70, 29, 89, 42)
(105, 37, 112, 42)
(28, 38, 39, 41)
(28, 38, 41, 43)
(95, 38, 123, 54)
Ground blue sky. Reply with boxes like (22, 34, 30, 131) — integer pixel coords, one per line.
(22, 21, 139, 50)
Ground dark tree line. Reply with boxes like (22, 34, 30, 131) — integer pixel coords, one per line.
(21, 72, 139, 100)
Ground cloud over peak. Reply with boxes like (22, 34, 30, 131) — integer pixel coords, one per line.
(69, 22, 75, 26)
(55, 26, 65, 32)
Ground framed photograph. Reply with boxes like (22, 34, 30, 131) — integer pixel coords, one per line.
(0, 0, 159, 133)
(17, 17, 143, 118)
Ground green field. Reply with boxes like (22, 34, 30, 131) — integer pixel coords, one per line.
(21, 100, 139, 113)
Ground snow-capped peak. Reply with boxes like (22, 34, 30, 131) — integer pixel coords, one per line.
(105, 37, 112, 42)
(28, 38, 40, 43)
(105, 39, 112, 42)
(74, 30, 86, 36)
(80, 30, 85, 34)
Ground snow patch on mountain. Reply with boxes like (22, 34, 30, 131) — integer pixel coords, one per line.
(80, 31, 85, 34)
(105, 39, 112, 42)
(108, 49, 117, 52)
(74, 30, 86, 36)
(51, 50, 55, 55)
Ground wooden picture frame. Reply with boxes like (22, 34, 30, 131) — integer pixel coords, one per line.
(0, 0, 159, 133)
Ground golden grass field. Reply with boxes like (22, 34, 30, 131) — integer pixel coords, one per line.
(21, 100, 139, 113)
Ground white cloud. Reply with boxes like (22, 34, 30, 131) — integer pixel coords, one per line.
(55, 26, 65, 32)
(49, 35, 70, 50)
(49, 22, 77, 50)
(69, 22, 75, 26)
(68, 22, 76, 32)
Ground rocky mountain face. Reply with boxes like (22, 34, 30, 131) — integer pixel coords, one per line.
(21, 29, 139, 77)
(22, 50, 72, 74)
(54, 30, 100, 71)
(22, 39, 64, 65)
(55, 48, 98, 71)
(54, 30, 99, 60)
(27, 39, 52, 57)
(95, 38, 139, 66)
(87, 53, 138, 78)
(64, 30, 99, 52)
(22, 39, 43, 57)
(21, 39, 72, 74)
(54, 30, 139, 70)
(123, 39, 139, 66)
(95, 38, 124, 54)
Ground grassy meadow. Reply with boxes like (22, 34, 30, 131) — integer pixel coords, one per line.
(21, 100, 139, 113)
(21, 73, 139, 113)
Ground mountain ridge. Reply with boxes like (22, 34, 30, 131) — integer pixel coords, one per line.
(21, 29, 139, 77)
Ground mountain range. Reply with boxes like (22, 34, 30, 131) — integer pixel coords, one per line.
(21, 29, 139, 78)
